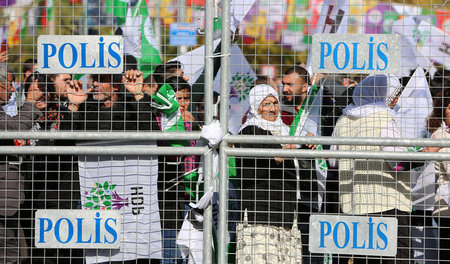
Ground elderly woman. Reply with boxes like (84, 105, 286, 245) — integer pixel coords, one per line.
(331, 75, 412, 263)
(235, 84, 301, 263)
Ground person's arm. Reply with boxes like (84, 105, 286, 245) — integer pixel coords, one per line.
(9, 102, 41, 130)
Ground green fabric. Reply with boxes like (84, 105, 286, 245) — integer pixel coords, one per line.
(107, 0, 162, 77)
(106, 0, 128, 25)
(152, 83, 180, 115)
(151, 83, 188, 145)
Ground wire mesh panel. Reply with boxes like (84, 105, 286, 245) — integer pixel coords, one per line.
(0, 0, 449, 263)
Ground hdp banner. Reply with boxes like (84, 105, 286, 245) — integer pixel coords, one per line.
(78, 141, 162, 263)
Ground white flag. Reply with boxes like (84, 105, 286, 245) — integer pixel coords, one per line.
(306, 0, 349, 75)
(230, 0, 256, 34)
(418, 20, 450, 70)
(391, 17, 432, 77)
(169, 39, 221, 86)
(78, 141, 162, 263)
(314, 0, 349, 35)
(394, 67, 433, 139)
(213, 44, 256, 135)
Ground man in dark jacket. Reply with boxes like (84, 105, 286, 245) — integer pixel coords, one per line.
(59, 70, 161, 264)
(0, 63, 41, 262)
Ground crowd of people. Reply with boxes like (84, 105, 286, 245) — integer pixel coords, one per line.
(0, 54, 450, 264)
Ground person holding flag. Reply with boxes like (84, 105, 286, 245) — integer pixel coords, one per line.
(282, 65, 325, 263)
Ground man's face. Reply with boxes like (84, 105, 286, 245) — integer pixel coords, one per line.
(53, 74, 72, 99)
(282, 73, 308, 106)
(92, 75, 117, 101)
(176, 88, 190, 112)
(0, 73, 15, 104)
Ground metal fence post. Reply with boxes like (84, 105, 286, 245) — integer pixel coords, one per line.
(203, 0, 215, 262)
(218, 0, 231, 261)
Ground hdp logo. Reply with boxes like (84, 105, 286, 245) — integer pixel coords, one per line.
(230, 72, 254, 102)
(84, 181, 129, 210)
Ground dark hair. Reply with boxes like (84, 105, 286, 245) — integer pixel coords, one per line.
(22, 58, 37, 76)
(23, 72, 55, 100)
(430, 68, 450, 98)
(428, 87, 450, 133)
(255, 75, 272, 86)
(48, 73, 73, 82)
(161, 76, 191, 92)
(284, 66, 309, 84)
(91, 73, 123, 85)
(143, 74, 155, 85)
(124, 54, 138, 71)
(153, 61, 183, 86)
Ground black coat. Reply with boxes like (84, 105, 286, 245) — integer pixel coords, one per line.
(61, 91, 159, 132)
(42, 91, 160, 211)
(236, 125, 298, 228)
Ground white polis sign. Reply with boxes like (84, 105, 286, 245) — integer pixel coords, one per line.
(309, 215, 398, 256)
(311, 34, 401, 74)
(35, 210, 121, 249)
(38, 35, 123, 74)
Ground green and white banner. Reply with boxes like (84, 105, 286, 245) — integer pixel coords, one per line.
(78, 141, 161, 263)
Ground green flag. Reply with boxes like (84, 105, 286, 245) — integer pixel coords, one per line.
(106, 0, 129, 25)
(113, 0, 161, 78)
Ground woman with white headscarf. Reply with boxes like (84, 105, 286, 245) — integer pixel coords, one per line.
(331, 75, 412, 263)
(235, 84, 302, 263)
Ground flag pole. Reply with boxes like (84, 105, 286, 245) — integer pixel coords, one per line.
(132, 0, 143, 21)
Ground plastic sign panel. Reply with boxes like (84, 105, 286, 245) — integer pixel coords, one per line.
(35, 209, 121, 249)
(309, 215, 398, 256)
(311, 34, 401, 74)
(169, 23, 197, 46)
(38, 35, 123, 74)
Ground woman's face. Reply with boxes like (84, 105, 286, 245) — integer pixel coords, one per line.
(28, 81, 49, 110)
(257, 95, 279, 122)
(445, 103, 450, 126)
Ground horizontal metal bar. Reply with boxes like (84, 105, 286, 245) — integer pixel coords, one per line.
(225, 148, 450, 161)
(0, 146, 209, 156)
(2, 133, 446, 149)
(0, 131, 201, 141)
(226, 135, 450, 147)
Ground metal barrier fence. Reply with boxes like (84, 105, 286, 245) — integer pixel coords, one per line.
(0, 0, 449, 263)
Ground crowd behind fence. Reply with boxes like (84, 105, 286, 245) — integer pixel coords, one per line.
(0, 0, 450, 263)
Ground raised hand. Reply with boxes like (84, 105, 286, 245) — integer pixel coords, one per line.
(65, 80, 90, 111)
(123, 70, 144, 101)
